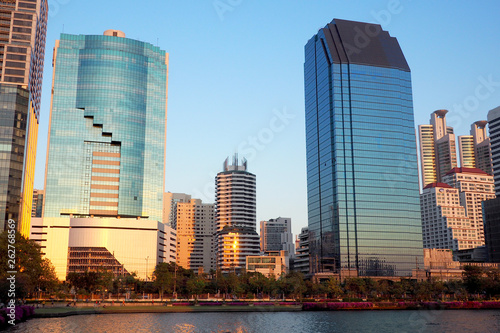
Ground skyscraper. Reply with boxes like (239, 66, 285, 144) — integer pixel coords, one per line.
(43, 30, 168, 222)
(0, 0, 48, 234)
(33, 30, 170, 280)
(175, 198, 215, 273)
(215, 155, 260, 272)
(304, 19, 423, 276)
(487, 107, 500, 196)
(458, 121, 492, 174)
(418, 110, 458, 188)
(484, 106, 500, 262)
(260, 217, 294, 256)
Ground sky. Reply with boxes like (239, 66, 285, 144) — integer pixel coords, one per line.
(34, 0, 500, 237)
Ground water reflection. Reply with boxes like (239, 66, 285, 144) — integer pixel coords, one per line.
(5, 310, 500, 333)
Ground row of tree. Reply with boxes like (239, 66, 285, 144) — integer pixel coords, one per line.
(1, 232, 500, 303)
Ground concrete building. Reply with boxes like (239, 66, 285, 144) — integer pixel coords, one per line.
(215, 155, 260, 272)
(43, 30, 168, 223)
(442, 167, 495, 248)
(246, 250, 288, 278)
(260, 217, 294, 257)
(175, 198, 215, 273)
(294, 227, 310, 274)
(0, 0, 48, 234)
(418, 110, 458, 188)
(305, 19, 423, 276)
(421, 183, 470, 251)
(30, 217, 176, 280)
(31, 188, 43, 217)
(458, 121, 492, 174)
(163, 192, 191, 228)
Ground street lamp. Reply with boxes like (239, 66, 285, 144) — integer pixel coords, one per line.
(145, 256, 149, 281)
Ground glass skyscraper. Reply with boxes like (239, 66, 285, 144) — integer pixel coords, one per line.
(44, 30, 167, 223)
(304, 19, 423, 276)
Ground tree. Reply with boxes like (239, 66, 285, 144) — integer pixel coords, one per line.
(463, 265, 485, 297)
(344, 278, 366, 299)
(187, 276, 206, 300)
(0, 231, 59, 302)
(153, 263, 174, 300)
(325, 277, 343, 299)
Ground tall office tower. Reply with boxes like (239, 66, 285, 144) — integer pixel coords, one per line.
(418, 110, 458, 188)
(34, 30, 170, 280)
(305, 19, 423, 277)
(0, 0, 47, 234)
(442, 167, 495, 248)
(484, 107, 500, 262)
(215, 155, 260, 272)
(175, 198, 215, 273)
(31, 188, 43, 217)
(421, 183, 471, 251)
(163, 192, 191, 228)
(294, 227, 310, 274)
(260, 217, 294, 256)
(483, 198, 500, 262)
(458, 121, 492, 174)
(488, 107, 500, 195)
(43, 30, 168, 222)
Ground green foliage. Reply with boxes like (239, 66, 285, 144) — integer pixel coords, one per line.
(0, 231, 59, 302)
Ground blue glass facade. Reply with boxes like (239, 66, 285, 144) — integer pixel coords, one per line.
(305, 19, 423, 276)
(44, 32, 167, 223)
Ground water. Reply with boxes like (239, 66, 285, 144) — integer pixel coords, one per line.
(5, 310, 500, 333)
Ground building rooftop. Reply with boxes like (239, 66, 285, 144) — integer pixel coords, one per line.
(423, 182, 454, 190)
(445, 167, 491, 176)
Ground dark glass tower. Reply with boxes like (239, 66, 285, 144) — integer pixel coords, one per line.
(304, 19, 423, 276)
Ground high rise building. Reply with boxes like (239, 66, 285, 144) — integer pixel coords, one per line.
(260, 217, 294, 256)
(294, 227, 310, 274)
(163, 192, 191, 228)
(43, 30, 168, 222)
(418, 110, 458, 188)
(175, 198, 215, 273)
(304, 19, 423, 277)
(215, 155, 260, 272)
(442, 167, 495, 248)
(36, 30, 169, 280)
(421, 183, 470, 251)
(0, 0, 48, 234)
(488, 107, 500, 196)
(483, 197, 500, 262)
(483, 106, 500, 262)
(458, 121, 492, 174)
(31, 188, 43, 217)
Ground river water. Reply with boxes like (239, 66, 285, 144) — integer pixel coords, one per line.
(5, 310, 500, 332)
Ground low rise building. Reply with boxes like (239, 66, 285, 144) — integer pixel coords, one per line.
(30, 217, 176, 281)
(246, 250, 288, 278)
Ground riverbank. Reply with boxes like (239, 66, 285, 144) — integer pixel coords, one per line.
(29, 300, 500, 319)
(32, 304, 302, 318)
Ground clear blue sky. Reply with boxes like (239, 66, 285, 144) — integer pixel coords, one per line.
(35, 0, 500, 236)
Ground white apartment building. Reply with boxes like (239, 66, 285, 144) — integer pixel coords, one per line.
(442, 167, 495, 246)
(421, 183, 472, 251)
